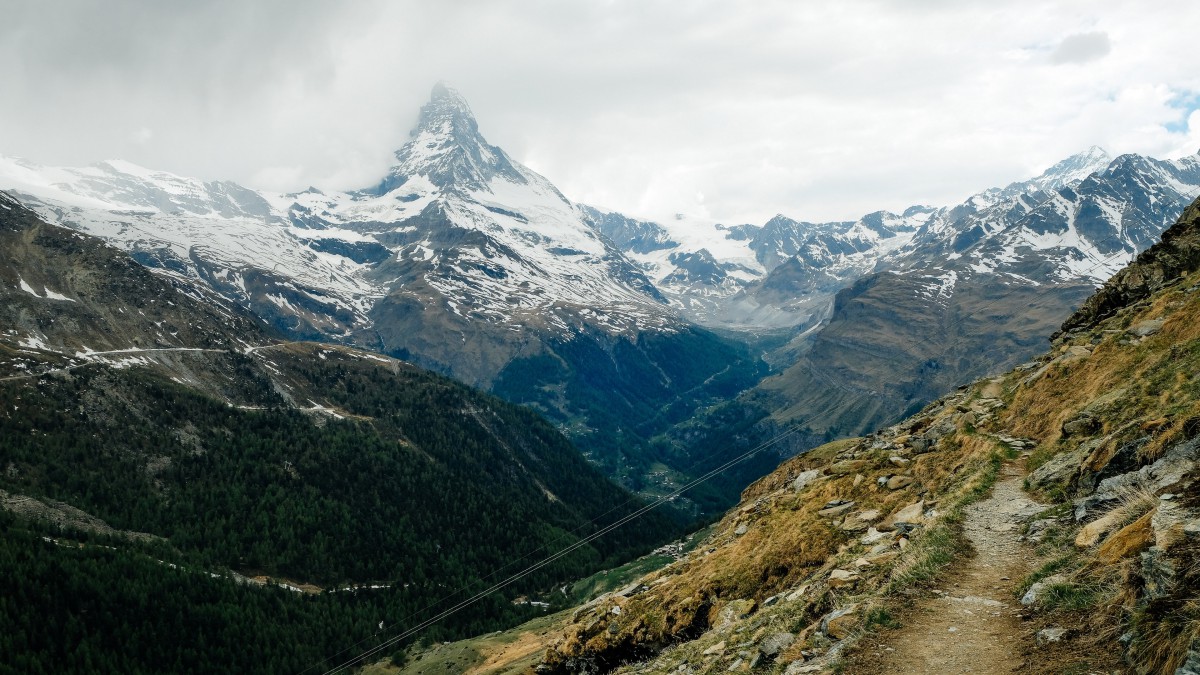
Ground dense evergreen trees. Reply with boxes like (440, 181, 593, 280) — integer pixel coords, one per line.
(0, 512, 552, 674)
(0, 347, 677, 672)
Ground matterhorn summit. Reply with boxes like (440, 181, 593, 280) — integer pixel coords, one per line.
(376, 82, 531, 193)
(0, 84, 688, 385)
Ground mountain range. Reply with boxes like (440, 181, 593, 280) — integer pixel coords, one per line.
(4, 84, 1200, 509)
(0, 84, 765, 501)
(396, 192, 1200, 675)
(5, 82, 1200, 674)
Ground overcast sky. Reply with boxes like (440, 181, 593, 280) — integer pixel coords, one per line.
(3, 0, 1200, 223)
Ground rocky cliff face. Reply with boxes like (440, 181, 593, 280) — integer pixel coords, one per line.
(737, 150, 1200, 450)
(1058, 197, 1200, 335)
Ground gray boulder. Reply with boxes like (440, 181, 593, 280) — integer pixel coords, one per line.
(759, 632, 795, 658)
(1061, 413, 1101, 437)
(1175, 649, 1200, 675)
(1128, 319, 1165, 337)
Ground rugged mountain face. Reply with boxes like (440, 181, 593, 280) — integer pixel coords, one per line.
(0, 193, 681, 671)
(587, 148, 1121, 333)
(582, 207, 933, 330)
(738, 149, 1200, 443)
(0, 84, 678, 379)
(417, 194, 1200, 675)
(0, 85, 764, 501)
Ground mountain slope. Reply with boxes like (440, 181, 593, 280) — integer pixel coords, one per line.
(0, 85, 765, 507)
(428, 193, 1200, 675)
(0, 192, 679, 672)
(741, 150, 1200, 443)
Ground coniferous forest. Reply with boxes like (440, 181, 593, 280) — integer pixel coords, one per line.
(0, 346, 678, 673)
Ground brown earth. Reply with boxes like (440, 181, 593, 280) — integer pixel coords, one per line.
(847, 464, 1043, 674)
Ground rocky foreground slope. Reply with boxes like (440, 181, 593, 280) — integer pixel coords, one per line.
(400, 197, 1200, 674)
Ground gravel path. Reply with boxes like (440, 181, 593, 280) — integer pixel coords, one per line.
(852, 463, 1046, 674)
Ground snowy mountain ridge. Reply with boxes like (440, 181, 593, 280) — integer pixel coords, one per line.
(891, 150, 1200, 288)
(585, 146, 1199, 330)
(0, 84, 679, 355)
(4, 84, 1197, 351)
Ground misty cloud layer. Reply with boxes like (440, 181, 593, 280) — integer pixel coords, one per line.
(3, 0, 1200, 223)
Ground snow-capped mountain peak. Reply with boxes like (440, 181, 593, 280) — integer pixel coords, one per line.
(376, 82, 530, 194)
(1027, 145, 1112, 193)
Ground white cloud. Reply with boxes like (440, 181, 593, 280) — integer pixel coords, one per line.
(2, 0, 1199, 224)
(1050, 31, 1112, 65)
(130, 127, 154, 145)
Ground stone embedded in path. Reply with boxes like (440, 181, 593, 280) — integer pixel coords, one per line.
(1036, 627, 1068, 645)
(948, 595, 1005, 607)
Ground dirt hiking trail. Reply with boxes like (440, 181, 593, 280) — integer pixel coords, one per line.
(852, 463, 1046, 674)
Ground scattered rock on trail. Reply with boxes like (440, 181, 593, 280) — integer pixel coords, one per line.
(1036, 627, 1069, 645)
(1021, 574, 1067, 606)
